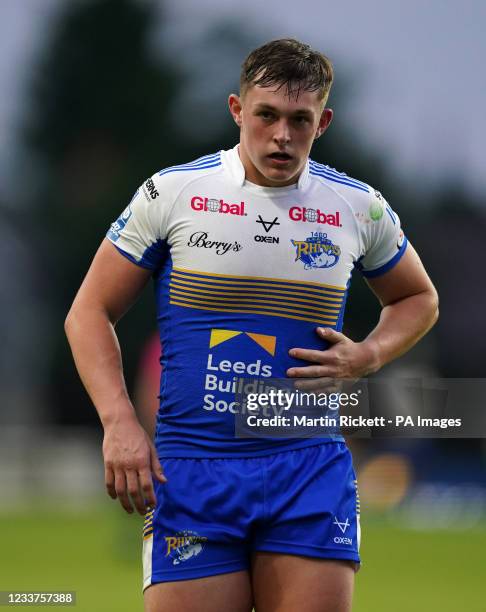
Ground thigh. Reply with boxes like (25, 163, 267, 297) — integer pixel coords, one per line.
(143, 457, 261, 589)
(144, 570, 253, 612)
(143, 459, 260, 588)
(251, 552, 354, 612)
(254, 443, 361, 567)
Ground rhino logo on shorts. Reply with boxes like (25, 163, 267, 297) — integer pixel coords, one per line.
(165, 530, 208, 566)
(173, 542, 202, 565)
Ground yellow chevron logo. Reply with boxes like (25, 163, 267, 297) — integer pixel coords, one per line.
(209, 329, 276, 356)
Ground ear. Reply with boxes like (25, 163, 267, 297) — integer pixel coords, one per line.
(315, 108, 333, 140)
(228, 94, 243, 127)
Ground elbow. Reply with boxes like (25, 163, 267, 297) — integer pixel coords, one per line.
(64, 305, 78, 341)
(64, 299, 87, 340)
(428, 287, 440, 329)
(64, 300, 113, 342)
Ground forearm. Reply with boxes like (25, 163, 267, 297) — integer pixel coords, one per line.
(65, 306, 137, 429)
(362, 289, 439, 373)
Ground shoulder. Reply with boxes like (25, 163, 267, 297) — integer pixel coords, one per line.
(151, 151, 224, 193)
(308, 159, 371, 202)
(308, 159, 390, 220)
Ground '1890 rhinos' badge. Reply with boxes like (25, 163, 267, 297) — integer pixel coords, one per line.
(291, 232, 341, 270)
(165, 530, 208, 566)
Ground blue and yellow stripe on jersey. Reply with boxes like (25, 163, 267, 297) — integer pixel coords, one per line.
(168, 267, 346, 327)
(143, 508, 155, 540)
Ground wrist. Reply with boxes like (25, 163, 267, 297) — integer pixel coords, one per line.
(358, 338, 382, 375)
(100, 400, 138, 431)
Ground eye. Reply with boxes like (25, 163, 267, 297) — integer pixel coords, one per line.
(294, 116, 310, 125)
(258, 111, 275, 121)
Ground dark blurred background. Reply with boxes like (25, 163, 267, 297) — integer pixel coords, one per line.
(0, 1, 485, 610)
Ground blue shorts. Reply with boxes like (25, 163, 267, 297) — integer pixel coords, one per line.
(143, 442, 360, 588)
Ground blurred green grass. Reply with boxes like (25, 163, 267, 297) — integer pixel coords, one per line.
(0, 506, 484, 611)
(354, 519, 485, 612)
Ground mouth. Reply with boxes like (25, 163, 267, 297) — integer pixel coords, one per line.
(267, 151, 293, 165)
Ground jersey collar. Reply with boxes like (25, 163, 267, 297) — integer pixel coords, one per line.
(222, 144, 310, 192)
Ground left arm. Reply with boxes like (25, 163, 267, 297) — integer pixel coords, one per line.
(287, 243, 439, 380)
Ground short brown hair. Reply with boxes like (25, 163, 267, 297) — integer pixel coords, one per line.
(240, 38, 334, 103)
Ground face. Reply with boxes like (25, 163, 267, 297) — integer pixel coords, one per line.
(228, 84, 333, 187)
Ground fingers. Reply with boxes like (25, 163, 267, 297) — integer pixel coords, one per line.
(316, 327, 346, 343)
(289, 328, 348, 359)
(110, 467, 157, 515)
(126, 469, 147, 515)
(138, 467, 157, 509)
(114, 469, 133, 514)
(150, 444, 168, 484)
(289, 347, 330, 363)
(287, 365, 332, 378)
(105, 453, 166, 515)
(105, 466, 116, 499)
(103, 427, 167, 515)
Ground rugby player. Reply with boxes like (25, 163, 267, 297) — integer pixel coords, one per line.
(65, 39, 438, 612)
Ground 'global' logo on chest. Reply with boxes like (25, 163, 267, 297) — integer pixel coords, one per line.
(191, 196, 247, 216)
(289, 206, 342, 227)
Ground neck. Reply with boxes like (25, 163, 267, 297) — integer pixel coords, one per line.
(237, 142, 302, 187)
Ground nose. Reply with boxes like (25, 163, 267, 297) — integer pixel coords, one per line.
(273, 119, 291, 145)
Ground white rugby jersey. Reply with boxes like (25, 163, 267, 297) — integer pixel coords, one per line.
(107, 146, 407, 457)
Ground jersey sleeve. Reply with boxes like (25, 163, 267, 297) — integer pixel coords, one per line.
(106, 174, 169, 271)
(356, 189, 408, 278)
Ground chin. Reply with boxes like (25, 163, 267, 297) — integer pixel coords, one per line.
(271, 175, 295, 185)
(264, 168, 298, 185)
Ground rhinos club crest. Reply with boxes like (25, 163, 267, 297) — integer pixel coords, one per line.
(291, 232, 341, 270)
(164, 530, 208, 566)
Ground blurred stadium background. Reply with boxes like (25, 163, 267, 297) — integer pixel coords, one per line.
(1, 1, 485, 610)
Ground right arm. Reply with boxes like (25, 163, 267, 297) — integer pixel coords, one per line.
(64, 238, 166, 515)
